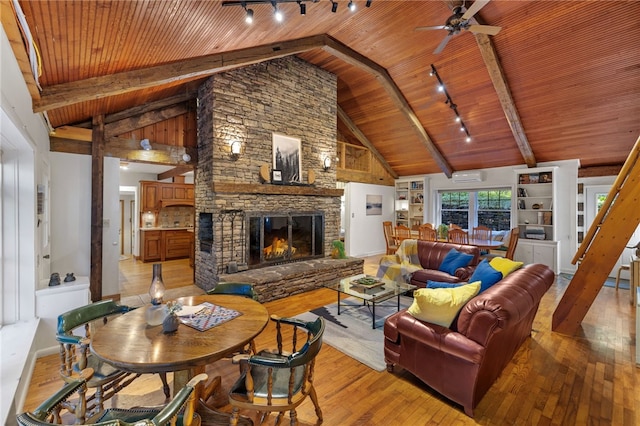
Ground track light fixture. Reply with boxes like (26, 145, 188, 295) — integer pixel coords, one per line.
(430, 64, 472, 143)
(222, 0, 372, 22)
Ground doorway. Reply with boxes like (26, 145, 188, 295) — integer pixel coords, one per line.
(584, 184, 640, 279)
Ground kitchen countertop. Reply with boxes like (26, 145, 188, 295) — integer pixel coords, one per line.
(140, 227, 194, 231)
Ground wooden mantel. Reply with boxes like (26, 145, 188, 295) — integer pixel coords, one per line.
(212, 182, 343, 197)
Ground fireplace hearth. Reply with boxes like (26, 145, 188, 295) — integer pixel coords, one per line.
(247, 212, 324, 269)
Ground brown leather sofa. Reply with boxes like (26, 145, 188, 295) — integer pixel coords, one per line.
(410, 241, 481, 288)
(383, 263, 555, 416)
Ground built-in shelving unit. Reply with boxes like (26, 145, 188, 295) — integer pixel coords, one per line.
(514, 167, 558, 273)
(395, 178, 426, 229)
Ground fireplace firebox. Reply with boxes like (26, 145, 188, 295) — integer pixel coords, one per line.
(247, 212, 324, 268)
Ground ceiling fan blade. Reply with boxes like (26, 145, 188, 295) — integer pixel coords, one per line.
(468, 24, 501, 35)
(415, 25, 446, 31)
(433, 34, 453, 54)
(461, 0, 490, 20)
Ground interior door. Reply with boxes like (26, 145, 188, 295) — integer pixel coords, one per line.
(585, 184, 640, 278)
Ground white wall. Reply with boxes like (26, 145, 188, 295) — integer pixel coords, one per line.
(344, 182, 395, 257)
(50, 152, 92, 278)
(102, 157, 120, 297)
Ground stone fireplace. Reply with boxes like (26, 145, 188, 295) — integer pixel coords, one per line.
(193, 56, 362, 300)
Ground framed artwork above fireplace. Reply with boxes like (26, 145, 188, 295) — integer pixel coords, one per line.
(273, 133, 301, 184)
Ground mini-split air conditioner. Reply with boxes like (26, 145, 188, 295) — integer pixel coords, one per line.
(451, 171, 484, 183)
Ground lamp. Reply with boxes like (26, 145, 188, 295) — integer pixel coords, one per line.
(149, 263, 166, 305)
(323, 156, 332, 171)
(140, 138, 152, 150)
(430, 64, 472, 143)
(230, 140, 242, 159)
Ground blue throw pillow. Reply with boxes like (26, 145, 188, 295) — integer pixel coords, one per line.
(426, 280, 466, 289)
(438, 248, 474, 276)
(469, 259, 503, 293)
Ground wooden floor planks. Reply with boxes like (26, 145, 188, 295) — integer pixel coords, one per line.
(21, 257, 640, 425)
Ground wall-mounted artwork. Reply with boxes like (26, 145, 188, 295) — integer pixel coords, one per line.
(366, 194, 383, 216)
(272, 133, 301, 184)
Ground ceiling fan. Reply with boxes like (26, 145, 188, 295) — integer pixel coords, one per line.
(416, 0, 501, 54)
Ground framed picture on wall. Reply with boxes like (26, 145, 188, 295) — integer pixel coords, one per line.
(272, 133, 301, 184)
(366, 194, 382, 216)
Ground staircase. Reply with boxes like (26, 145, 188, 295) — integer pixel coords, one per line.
(552, 135, 640, 335)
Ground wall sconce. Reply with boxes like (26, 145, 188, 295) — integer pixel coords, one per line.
(230, 140, 242, 159)
(323, 156, 332, 171)
(140, 138, 152, 150)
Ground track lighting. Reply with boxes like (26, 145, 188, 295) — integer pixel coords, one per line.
(366, 0, 372, 7)
(430, 64, 472, 143)
(273, 4, 283, 21)
(331, 0, 338, 13)
(222, 0, 373, 23)
(298, 0, 305, 15)
(348, 0, 356, 12)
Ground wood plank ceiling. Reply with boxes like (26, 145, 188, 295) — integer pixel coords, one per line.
(4, 0, 640, 177)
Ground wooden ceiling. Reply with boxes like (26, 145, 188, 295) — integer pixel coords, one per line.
(4, 0, 639, 177)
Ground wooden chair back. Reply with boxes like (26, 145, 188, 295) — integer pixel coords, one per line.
(56, 300, 168, 420)
(472, 225, 492, 241)
(448, 228, 469, 244)
(395, 225, 412, 243)
(383, 221, 398, 255)
(504, 227, 520, 260)
(228, 316, 325, 426)
(418, 224, 437, 241)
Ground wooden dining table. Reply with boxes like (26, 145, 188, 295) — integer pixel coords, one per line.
(90, 294, 269, 424)
(408, 233, 504, 251)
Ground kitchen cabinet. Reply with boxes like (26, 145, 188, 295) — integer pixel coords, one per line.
(164, 230, 193, 260)
(141, 181, 159, 212)
(141, 231, 162, 262)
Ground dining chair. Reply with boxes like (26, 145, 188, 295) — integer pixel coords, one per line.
(481, 227, 520, 261)
(418, 224, 437, 241)
(383, 221, 398, 255)
(56, 300, 170, 421)
(395, 224, 412, 244)
(206, 282, 258, 355)
(17, 369, 207, 426)
(448, 228, 469, 244)
(472, 225, 492, 241)
(228, 315, 325, 426)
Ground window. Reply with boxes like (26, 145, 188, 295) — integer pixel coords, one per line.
(439, 188, 512, 231)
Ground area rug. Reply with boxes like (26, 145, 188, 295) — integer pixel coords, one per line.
(295, 296, 412, 372)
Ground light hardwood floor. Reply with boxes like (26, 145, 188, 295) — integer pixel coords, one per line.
(23, 257, 639, 425)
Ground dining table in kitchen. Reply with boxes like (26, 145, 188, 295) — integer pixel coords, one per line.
(90, 294, 269, 424)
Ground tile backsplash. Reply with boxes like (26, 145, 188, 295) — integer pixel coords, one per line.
(159, 206, 194, 228)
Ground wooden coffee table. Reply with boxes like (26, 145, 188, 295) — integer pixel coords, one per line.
(325, 274, 416, 329)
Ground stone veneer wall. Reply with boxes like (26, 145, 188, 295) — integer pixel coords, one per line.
(195, 56, 341, 293)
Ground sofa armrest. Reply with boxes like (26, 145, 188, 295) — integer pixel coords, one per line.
(395, 312, 484, 364)
(454, 265, 476, 281)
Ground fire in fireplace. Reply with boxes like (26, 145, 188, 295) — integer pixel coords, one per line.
(247, 212, 324, 268)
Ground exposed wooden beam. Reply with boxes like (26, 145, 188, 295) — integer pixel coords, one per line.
(323, 36, 453, 178)
(474, 33, 536, 168)
(1, 0, 41, 100)
(90, 115, 105, 302)
(104, 103, 189, 139)
(578, 164, 623, 178)
(337, 106, 399, 179)
(158, 166, 194, 181)
(33, 35, 328, 112)
(50, 131, 196, 166)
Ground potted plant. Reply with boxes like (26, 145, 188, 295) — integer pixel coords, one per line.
(437, 224, 449, 240)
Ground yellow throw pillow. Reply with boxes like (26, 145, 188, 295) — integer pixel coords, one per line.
(407, 281, 481, 327)
(489, 257, 524, 278)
